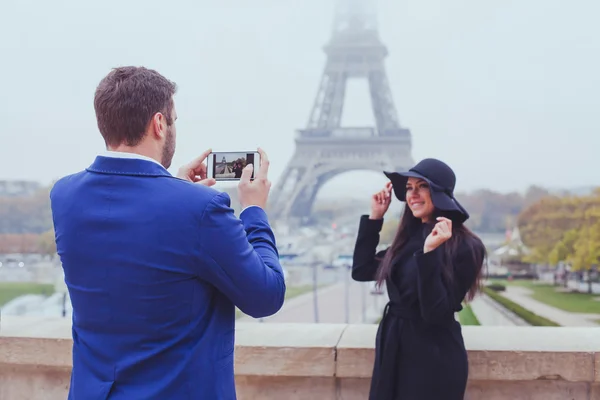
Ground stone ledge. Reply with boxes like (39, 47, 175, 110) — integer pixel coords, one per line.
(1, 323, 599, 383)
(235, 323, 346, 377)
(0, 337, 72, 369)
(336, 324, 377, 378)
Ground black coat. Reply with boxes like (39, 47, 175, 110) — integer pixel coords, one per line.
(352, 215, 483, 400)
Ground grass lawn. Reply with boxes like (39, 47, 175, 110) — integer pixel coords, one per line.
(457, 304, 480, 326)
(235, 284, 325, 319)
(490, 279, 600, 315)
(0, 282, 55, 307)
(283, 285, 319, 300)
(482, 286, 560, 326)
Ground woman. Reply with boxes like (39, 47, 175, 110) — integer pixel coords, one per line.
(352, 158, 486, 400)
(233, 161, 243, 178)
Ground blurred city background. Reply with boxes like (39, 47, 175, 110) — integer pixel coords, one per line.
(1, 0, 599, 337)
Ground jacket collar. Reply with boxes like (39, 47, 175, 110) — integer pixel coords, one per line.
(86, 156, 173, 178)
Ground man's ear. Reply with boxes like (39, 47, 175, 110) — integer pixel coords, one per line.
(151, 112, 166, 140)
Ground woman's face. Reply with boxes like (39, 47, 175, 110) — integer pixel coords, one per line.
(405, 177, 435, 222)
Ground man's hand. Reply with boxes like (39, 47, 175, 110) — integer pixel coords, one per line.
(238, 148, 271, 209)
(177, 148, 216, 187)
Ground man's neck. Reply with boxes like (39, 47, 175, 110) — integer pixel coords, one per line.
(107, 145, 161, 164)
(103, 147, 164, 167)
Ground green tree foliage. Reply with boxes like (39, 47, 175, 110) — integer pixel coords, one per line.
(456, 185, 551, 233)
(518, 190, 600, 272)
(38, 228, 57, 258)
(548, 228, 578, 265)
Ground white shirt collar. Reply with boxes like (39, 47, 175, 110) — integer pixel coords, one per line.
(100, 150, 164, 167)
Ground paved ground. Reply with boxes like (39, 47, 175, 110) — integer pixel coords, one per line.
(21, 274, 595, 334)
(538, 273, 600, 295)
(0, 315, 71, 338)
(469, 294, 520, 326)
(501, 286, 599, 327)
(2, 280, 388, 337)
(238, 279, 388, 324)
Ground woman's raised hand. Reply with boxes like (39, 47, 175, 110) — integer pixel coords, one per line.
(424, 217, 453, 253)
(370, 182, 393, 220)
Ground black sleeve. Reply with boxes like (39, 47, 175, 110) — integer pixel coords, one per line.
(351, 215, 388, 282)
(414, 243, 482, 324)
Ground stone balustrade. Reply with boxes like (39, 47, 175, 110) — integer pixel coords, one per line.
(1, 323, 600, 399)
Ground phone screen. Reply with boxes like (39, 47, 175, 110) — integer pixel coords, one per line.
(209, 151, 257, 181)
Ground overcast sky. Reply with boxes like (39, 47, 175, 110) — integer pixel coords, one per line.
(1, 0, 598, 198)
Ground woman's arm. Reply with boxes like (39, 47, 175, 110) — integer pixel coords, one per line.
(414, 242, 483, 324)
(351, 215, 387, 282)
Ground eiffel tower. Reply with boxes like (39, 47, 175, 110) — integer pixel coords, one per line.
(269, 0, 413, 224)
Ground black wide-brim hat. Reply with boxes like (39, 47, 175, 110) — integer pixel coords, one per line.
(383, 158, 470, 223)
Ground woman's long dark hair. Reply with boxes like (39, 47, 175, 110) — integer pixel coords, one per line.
(375, 206, 486, 302)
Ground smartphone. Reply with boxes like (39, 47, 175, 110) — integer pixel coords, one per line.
(207, 151, 260, 181)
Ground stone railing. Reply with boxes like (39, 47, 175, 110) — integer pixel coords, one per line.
(1, 323, 600, 399)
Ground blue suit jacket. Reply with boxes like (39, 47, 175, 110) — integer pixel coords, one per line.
(50, 156, 286, 399)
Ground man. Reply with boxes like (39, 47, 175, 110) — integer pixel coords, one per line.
(50, 66, 286, 399)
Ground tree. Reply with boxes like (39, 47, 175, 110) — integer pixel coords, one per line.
(453, 185, 553, 234)
(518, 194, 593, 263)
(518, 189, 600, 293)
(38, 229, 57, 259)
(548, 229, 578, 266)
(572, 221, 600, 293)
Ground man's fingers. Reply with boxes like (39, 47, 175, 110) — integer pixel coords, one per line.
(198, 148, 212, 163)
(188, 148, 212, 170)
(256, 147, 269, 181)
(196, 163, 207, 180)
(176, 149, 213, 183)
(196, 178, 216, 187)
(240, 164, 254, 184)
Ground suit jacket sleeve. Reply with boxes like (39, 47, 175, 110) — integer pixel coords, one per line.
(197, 192, 286, 318)
(351, 215, 387, 282)
(415, 242, 482, 324)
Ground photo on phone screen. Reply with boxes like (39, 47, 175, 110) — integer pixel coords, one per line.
(209, 152, 258, 181)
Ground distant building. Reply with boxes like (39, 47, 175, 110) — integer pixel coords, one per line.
(493, 227, 530, 259)
(490, 227, 536, 278)
(0, 181, 41, 197)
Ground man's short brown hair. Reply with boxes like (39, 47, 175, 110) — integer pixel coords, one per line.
(94, 66, 177, 147)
